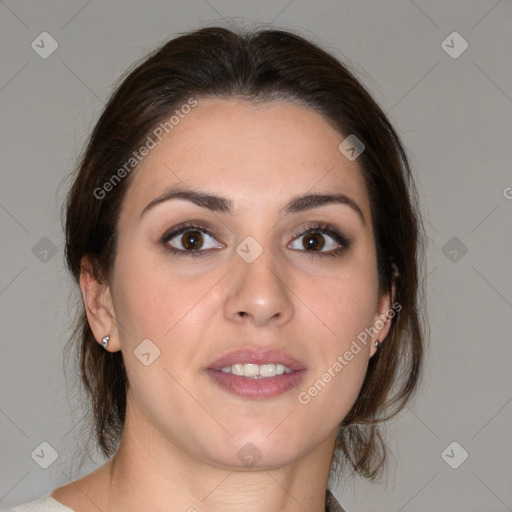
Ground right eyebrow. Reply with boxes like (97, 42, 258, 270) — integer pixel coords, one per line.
(140, 187, 232, 217)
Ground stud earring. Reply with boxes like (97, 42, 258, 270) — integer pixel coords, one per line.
(375, 340, 382, 350)
(101, 335, 110, 349)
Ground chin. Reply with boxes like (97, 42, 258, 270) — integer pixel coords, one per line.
(201, 428, 307, 470)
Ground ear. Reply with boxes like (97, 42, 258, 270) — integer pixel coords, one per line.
(369, 266, 398, 358)
(79, 255, 121, 352)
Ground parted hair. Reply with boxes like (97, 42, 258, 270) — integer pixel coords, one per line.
(63, 24, 427, 482)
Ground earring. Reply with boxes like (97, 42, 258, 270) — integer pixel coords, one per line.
(101, 335, 110, 349)
(375, 340, 382, 350)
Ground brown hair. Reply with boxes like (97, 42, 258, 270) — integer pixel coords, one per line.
(63, 25, 427, 482)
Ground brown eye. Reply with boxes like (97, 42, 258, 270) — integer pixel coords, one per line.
(302, 233, 325, 251)
(162, 224, 224, 255)
(288, 223, 351, 258)
(181, 230, 204, 250)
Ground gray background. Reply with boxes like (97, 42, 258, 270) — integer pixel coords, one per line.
(1, 1, 511, 511)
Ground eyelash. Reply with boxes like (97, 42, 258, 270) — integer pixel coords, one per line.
(160, 222, 351, 259)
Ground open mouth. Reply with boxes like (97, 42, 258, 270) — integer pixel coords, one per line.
(206, 348, 307, 399)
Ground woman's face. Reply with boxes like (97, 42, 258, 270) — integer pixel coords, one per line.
(90, 97, 392, 470)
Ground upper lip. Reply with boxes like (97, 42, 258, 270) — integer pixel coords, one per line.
(207, 348, 306, 371)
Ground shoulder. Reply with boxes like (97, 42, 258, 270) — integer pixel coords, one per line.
(8, 494, 76, 512)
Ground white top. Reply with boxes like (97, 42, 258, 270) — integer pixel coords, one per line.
(8, 494, 75, 512)
(9, 489, 346, 511)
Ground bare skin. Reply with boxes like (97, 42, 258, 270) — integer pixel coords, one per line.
(52, 97, 393, 512)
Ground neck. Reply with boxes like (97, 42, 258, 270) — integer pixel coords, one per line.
(102, 401, 336, 512)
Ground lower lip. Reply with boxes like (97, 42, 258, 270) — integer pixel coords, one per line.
(206, 369, 307, 399)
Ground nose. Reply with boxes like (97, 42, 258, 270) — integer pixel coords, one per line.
(223, 244, 295, 328)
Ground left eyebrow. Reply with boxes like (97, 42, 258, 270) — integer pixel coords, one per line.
(140, 186, 366, 225)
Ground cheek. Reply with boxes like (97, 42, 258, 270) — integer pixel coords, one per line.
(110, 248, 230, 379)
(295, 274, 375, 423)
(293, 253, 378, 410)
(111, 245, 196, 339)
(110, 253, 209, 416)
(307, 256, 379, 350)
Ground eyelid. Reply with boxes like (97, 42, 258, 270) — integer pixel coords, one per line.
(289, 222, 351, 247)
(161, 221, 221, 241)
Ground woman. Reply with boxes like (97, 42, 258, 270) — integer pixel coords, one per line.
(11, 25, 426, 512)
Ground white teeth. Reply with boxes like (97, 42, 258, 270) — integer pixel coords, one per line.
(259, 364, 277, 377)
(243, 364, 259, 377)
(275, 364, 285, 375)
(231, 363, 244, 376)
(219, 363, 294, 379)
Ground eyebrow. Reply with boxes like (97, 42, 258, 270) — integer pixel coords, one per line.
(140, 186, 366, 225)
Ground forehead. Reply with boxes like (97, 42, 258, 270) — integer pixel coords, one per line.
(122, 97, 371, 220)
